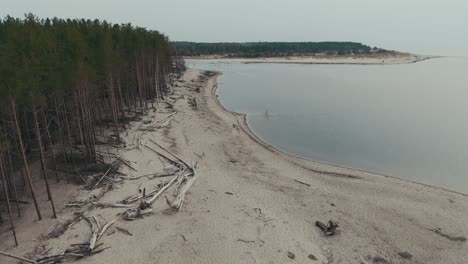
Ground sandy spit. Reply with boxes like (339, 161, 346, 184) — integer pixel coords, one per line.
(1, 69, 467, 264)
(184, 54, 435, 65)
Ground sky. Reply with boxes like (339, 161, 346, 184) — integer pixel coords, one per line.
(2, 0, 468, 56)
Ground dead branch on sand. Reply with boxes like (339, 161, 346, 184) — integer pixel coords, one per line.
(37, 216, 116, 263)
(0, 251, 35, 263)
(46, 212, 85, 239)
(188, 97, 198, 109)
(128, 166, 181, 181)
(316, 220, 339, 236)
(168, 162, 198, 211)
(293, 179, 311, 187)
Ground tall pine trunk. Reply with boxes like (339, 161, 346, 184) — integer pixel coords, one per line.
(32, 103, 56, 218)
(10, 98, 42, 220)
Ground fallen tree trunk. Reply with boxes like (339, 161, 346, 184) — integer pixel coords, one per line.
(170, 162, 198, 211)
(146, 169, 184, 204)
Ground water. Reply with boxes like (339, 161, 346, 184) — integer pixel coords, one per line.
(188, 58, 468, 194)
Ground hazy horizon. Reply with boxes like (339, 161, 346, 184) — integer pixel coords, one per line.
(2, 0, 468, 56)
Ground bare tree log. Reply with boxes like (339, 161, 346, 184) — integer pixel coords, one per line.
(143, 144, 181, 168)
(84, 217, 99, 250)
(148, 138, 191, 169)
(0, 250, 35, 263)
(147, 169, 185, 204)
(170, 162, 198, 211)
(116, 157, 137, 172)
(97, 218, 117, 240)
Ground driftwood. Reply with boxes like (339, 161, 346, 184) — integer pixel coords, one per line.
(138, 111, 176, 131)
(143, 144, 182, 168)
(293, 179, 311, 187)
(169, 162, 198, 211)
(84, 216, 99, 250)
(91, 167, 112, 189)
(315, 220, 339, 236)
(0, 199, 29, 204)
(122, 170, 186, 220)
(84, 216, 117, 250)
(92, 202, 134, 208)
(116, 157, 137, 172)
(121, 181, 168, 205)
(97, 218, 118, 240)
(147, 169, 184, 204)
(156, 111, 177, 124)
(148, 138, 191, 169)
(165, 101, 174, 109)
(123, 207, 153, 220)
(115, 226, 133, 236)
(128, 166, 180, 181)
(46, 212, 85, 239)
(188, 97, 198, 109)
(38, 216, 115, 263)
(35, 244, 110, 264)
(0, 251, 35, 263)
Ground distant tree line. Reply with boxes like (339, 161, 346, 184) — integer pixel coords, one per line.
(174, 41, 377, 57)
(0, 14, 184, 238)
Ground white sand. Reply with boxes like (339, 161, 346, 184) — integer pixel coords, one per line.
(1, 69, 467, 264)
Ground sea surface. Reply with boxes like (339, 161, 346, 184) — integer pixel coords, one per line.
(188, 58, 468, 194)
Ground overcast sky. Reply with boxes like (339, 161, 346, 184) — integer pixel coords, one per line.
(2, 0, 467, 56)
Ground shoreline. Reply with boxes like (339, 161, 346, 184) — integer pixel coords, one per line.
(1, 69, 467, 264)
(185, 53, 436, 65)
(209, 71, 467, 197)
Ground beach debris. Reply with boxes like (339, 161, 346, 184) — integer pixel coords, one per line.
(115, 226, 133, 236)
(165, 101, 174, 109)
(225, 192, 234, 195)
(293, 179, 311, 187)
(315, 220, 339, 236)
(431, 227, 466, 242)
(398, 251, 413, 259)
(120, 142, 197, 218)
(308, 254, 318, 260)
(168, 162, 198, 211)
(35, 243, 110, 264)
(369, 255, 389, 263)
(116, 157, 137, 172)
(37, 216, 116, 263)
(46, 212, 85, 239)
(287, 251, 296, 259)
(128, 166, 180, 181)
(123, 206, 153, 220)
(138, 111, 177, 131)
(188, 97, 198, 109)
(0, 251, 36, 263)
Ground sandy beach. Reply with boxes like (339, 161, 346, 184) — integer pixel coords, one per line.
(1, 69, 467, 264)
(184, 53, 433, 65)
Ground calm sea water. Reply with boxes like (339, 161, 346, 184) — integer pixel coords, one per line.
(188, 58, 468, 194)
